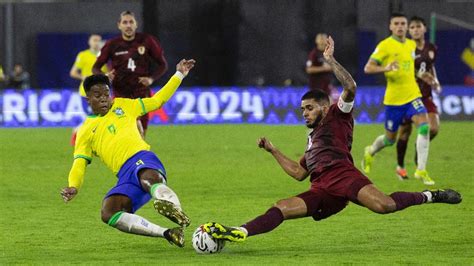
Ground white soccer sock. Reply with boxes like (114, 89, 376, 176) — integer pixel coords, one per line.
(114, 212, 166, 237)
(416, 133, 430, 170)
(151, 183, 182, 210)
(422, 191, 433, 203)
(369, 135, 387, 155)
(237, 226, 249, 236)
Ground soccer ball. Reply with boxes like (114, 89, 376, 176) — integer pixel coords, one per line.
(192, 225, 226, 254)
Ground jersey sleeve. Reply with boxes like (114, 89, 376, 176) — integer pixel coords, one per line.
(370, 42, 387, 65)
(73, 126, 93, 163)
(93, 40, 111, 74)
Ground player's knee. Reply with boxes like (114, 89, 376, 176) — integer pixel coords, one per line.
(371, 198, 396, 214)
(383, 136, 396, 146)
(417, 123, 430, 136)
(430, 127, 438, 138)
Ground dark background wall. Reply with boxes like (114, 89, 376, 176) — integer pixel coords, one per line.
(1, 0, 473, 87)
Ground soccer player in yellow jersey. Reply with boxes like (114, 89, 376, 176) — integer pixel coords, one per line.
(69, 34, 108, 145)
(61, 59, 196, 248)
(361, 13, 434, 185)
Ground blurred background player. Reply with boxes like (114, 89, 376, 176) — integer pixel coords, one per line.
(306, 33, 337, 101)
(61, 59, 195, 247)
(93, 10, 168, 138)
(361, 13, 435, 185)
(461, 37, 474, 86)
(69, 34, 108, 145)
(203, 37, 461, 244)
(8, 63, 30, 90)
(396, 16, 441, 180)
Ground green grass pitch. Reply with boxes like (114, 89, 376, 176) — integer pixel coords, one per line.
(1, 122, 473, 264)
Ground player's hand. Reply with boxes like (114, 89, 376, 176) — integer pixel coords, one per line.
(106, 69, 116, 81)
(323, 36, 335, 61)
(60, 187, 78, 202)
(419, 71, 435, 84)
(257, 137, 275, 153)
(385, 61, 399, 72)
(176, 59, 196, 77)
(138, 77, 154, 87)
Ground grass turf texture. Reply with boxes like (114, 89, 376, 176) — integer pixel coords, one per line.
(1, 122, 473, 264)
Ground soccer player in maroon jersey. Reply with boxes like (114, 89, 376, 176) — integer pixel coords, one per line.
(92, 10, 168, 137)
(202, 36, 461, 244)
(306, 33, 335, 100)
(395, 16, 442, 180)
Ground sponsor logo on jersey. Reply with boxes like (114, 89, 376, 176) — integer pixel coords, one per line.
(115, 51, 128, 56)
(138, 46, 145, 55)
(415, 54, 421, 59)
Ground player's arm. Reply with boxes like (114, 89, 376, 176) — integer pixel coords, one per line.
(60, 158, 88, 202)
(431, 65, 441, 93)
(70, 54, 84, 81)
(69, 65, 83, 81)
(305, 62, 332, 74)
(258, 137, 309, 181)
(148, 36, 169, 82)
(92, 41, 115, 79)
(323, 36, 356, 103)
(140, 59, 195, 113)
(364, 59, 398, 74)
(364, 42, 398, 74)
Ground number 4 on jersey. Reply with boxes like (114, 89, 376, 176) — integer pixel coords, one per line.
(127, 58, 136, 72)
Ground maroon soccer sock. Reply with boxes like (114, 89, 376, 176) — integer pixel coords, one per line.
(396, 139, 408, 167)
(390, 192, 427, 211)
(242, 207, 284, 237)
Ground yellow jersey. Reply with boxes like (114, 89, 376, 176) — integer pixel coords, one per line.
(73, 49, 108, 97)
(370, 36, 421, 105)
(72, 74, 182, 179)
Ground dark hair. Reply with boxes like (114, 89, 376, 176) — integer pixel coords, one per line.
(301, 90, 330, 105)
(409, 16, 426, 26)
(390, 12, 407, 21)
(119, 10, 135, 22)
(83, 74, 110, 94)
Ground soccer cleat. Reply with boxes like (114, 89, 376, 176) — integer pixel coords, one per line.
(153, 199, 191, 227)
(202, 222, 247, 242)
(164, 227, 185, 248)
(361, 146, 374, 174)
(396, 166, 409, 180)
(425, 189, 462, 204)
(414, 169, 435, 185)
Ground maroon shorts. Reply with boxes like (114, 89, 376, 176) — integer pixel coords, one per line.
(297, 162, 372, 221)
(422, 97, 438, 114)
(114, 88, 152, 130)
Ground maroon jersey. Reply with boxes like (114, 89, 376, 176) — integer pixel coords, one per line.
(415, 42, 437, 98)
(300, 104, 354, 181)
(93, 33, 168, 97)
(307, 48, 332, 94)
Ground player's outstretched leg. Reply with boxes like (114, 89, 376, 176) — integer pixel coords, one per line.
(203, 222, 248, 242)
(151, 183, 190, 227)
(358, 185, 461, 214)
(139, 168, 191, 227)
(107, 211, 185, 247)
(362, 134, 395, 174)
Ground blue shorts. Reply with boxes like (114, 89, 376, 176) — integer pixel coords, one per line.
(385, 98, 427, 132)
(104, 150, 166, 213)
